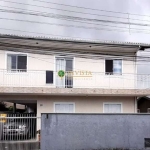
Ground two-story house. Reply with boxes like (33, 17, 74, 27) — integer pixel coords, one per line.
(0, 34, 150, 131)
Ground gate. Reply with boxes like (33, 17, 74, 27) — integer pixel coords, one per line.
(0, 113, 40, 150)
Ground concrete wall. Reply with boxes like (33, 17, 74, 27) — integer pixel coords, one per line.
(41, 114, 150, 150)
(0, 50, 136, 89)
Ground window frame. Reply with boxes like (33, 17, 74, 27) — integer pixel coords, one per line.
(103, 102, 123, 113)
(6, 52, 28, 73)
(54, 102, 75, 113)
(104, 58, 123, 75)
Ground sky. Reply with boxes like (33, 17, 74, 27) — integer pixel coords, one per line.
(0, 0, 150, 73)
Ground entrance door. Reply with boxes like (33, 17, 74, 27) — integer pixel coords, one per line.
(56, 58, 73, 88)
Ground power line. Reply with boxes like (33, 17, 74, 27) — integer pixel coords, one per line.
(3, 16, 150, 33)
(0, 0, 131, 21)
(0, 6, 145, 32)
(0, 9, 150, 31)
(0, 17, 130, 31)
(0, 5, 135, 30)
(1, 0, 150, 24)
(33, 0, 150, 18)
(1, 8, 150, 29)
(3, 16, 150, 34)
(0, 3, 150, 34)
(0, 0, 150, 37)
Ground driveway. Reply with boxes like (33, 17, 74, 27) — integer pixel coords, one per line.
(0, 140, 40, 150)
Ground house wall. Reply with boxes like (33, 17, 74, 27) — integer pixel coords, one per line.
(0, 50, 136, 89)
(36, 96, 135, 130)
(0, 95, 135, 130)
(0, 50, 54, 71)
(74, 57, 136, 89)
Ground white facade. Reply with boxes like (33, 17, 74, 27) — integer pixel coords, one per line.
(0, 50, 138, 89)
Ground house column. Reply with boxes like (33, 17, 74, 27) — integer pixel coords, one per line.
(13, 103, 16, 113)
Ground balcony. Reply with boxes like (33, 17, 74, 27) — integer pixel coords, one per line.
(0, 69, 149, 89)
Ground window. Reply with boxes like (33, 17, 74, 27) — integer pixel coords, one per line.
(46, 71, 53, 84)
(7, 54, 27, 72)
(105, 59, 122, 75)
(54, 103, 75, 113)
(103, 103, 122, 113)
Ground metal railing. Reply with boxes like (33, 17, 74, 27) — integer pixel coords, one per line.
(0, 114, 39, 141)
(0, 69, 150, 89)
(0, 114, 40, 150)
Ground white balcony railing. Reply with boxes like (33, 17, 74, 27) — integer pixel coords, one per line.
(0, 69, 149, 89)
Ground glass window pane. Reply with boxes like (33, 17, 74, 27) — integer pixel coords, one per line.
(104, 104, 121, 113)
(11, 55, 17, 70)
(7, 55, 11, 71)
(65, 59, 73, 88)
(113, 60, 122, 75)
(17, 56, 27, 71)
(55, 104, 74, 113)
(7, 55, 17, 71)
(66, 60, 73, 71)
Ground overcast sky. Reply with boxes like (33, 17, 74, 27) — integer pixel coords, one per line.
(0, 0, 150, 73)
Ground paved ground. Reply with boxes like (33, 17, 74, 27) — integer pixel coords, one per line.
(0, 141, 40, 150)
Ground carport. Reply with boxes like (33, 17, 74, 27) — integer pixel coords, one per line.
(0, 99, 38, 143)
(137, 96, 150, 113)
(4, 100, 37, 114)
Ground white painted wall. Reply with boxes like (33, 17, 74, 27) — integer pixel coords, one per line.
(0, 50, 137, 89)
(36, 96, 135, 130)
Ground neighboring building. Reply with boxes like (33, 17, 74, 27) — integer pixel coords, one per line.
(0, 34, 150, 131)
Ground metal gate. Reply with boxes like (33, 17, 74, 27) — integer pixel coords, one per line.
(0, 113, 40, 150)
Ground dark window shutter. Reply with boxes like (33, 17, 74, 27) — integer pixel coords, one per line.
(46, 71, 53, 84)
(105, 60, 113, 74)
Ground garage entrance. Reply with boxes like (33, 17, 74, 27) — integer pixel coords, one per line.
(137, 96, 150, 113)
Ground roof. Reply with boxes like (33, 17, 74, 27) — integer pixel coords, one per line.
(0, 33, 150, 47)
(0, 33, 149, 55)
